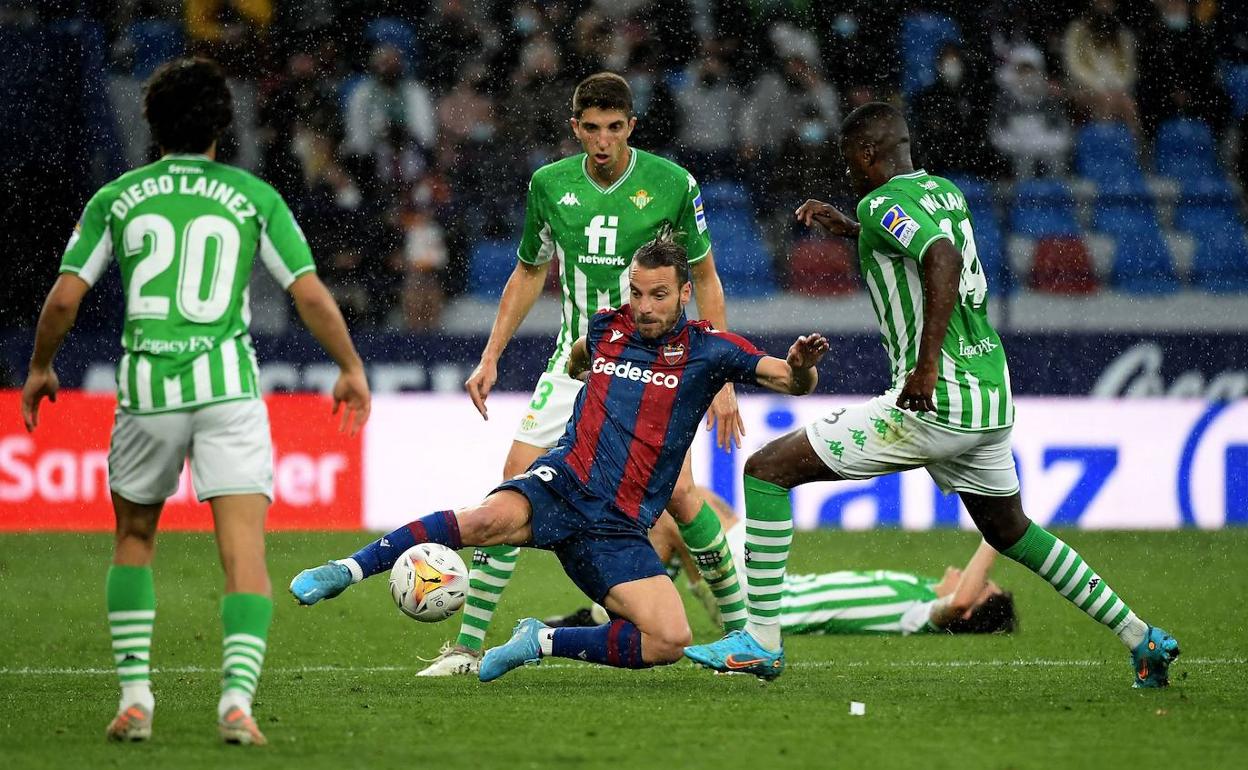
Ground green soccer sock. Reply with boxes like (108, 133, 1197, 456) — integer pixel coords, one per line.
(107, 565, 156, 710)
(1003, 523, 1148, 650)
(742, 475, 794, 651)
(220, 593, 272, 718)
(677, 502, 747, 632)
(455, 546, 520, 653)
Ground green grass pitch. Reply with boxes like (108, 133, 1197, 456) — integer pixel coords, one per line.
(1, 529, 1244, 769)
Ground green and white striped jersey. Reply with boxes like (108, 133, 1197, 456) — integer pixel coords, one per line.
(855, 170, 1013, 432)
(59, 154, 315, 414)
(726, 522, 940, 634)
(516, 148, 713, 375)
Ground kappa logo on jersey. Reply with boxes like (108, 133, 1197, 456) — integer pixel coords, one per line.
(630, 189, 652, 209)
(919, 180, 939, 190)
(881, 204, 921, 248)
(591, 357, 681, 388)
(559, 192, 581, 206)
(609, 329, 624, 343)
(693, 193, 707, 233)
(687, 173, 697, 191)
(868, 196, 889, 214)
(661, 342, 686, 366)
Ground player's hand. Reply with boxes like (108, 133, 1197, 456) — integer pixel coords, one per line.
(795, 199, 861, 238)
(332, 367, 371, 436)
(465, 357, 498, 420)
(20, 366, 59, 433)
(786, 333, 830, 371)
(705, 382, 744, 451)
(897, 365, 938, 413)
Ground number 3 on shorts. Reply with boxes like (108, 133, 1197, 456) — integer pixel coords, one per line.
(529, 380, 554, 411)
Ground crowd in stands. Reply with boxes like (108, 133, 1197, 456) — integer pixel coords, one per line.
(4, 0, 1248, 334)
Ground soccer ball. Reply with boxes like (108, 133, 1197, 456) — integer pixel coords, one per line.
(388, 543, 468, 622)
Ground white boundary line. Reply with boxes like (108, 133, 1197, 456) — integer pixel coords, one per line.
(0, 658, 1236, 676)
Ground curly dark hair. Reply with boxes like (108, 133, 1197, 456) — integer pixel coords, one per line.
(943, 592, 1018, 635)
(632, 222, 690, 285)
(143, 57, 233, 154)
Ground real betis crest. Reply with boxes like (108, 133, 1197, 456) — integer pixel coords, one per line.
(630, 189, 652, 209)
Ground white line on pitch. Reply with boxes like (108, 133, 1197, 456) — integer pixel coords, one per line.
(0, 658, 1237, 676)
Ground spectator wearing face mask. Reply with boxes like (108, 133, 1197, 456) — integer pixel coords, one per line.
(345, 44, 437, 158)
(674, 42, 742, 180)
(989, 45, 1073, 179)
(1062, 0, 1140, 133)
(910, 42, 1001, 177)
(1136, 0, 1230, 136)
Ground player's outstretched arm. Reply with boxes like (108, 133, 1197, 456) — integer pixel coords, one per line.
(795, 199, 862, 238)
(929, 540, 998, 628)
(289, 273, 371, 436)
(21, 274, 89, 432)
(753, 333, 829, 396)
(566, 336, 591, 382)
(466, 259, 551, 420)
(897, 240, 961, 413)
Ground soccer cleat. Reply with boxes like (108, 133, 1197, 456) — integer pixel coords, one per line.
(416, 642, 481, 677)
(1131, 626, 1181, 688)
(479, 618, 545, 682)
(105, 703, 152, 742)
(683, 629, 786, 681)
(289, 562, 352, 606)
(219, 706, 267, 746)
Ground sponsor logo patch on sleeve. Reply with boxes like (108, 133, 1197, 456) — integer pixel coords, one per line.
(881, 204, 921, 248)
(693, 193, 707, 233)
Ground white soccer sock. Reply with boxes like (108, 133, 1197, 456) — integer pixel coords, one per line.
(334, 558, 364, 584)
(1116, 612, 1148, 650)
(120, 682, 154, 712)
(218, 689, 252, 719)
(746, 620, 782, 652)
(538, 628, 555, 656)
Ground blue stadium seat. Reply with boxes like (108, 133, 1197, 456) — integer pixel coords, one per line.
(1172, 177, 1239, 234)
(365, 17, 421, 72)
(708, 209, 775, 297)
(1155, 118, 1220, 182)
(128, 20, 184, 80)
(900, 13, 960, 99)
(1010, 179, 1079, 239)
(1111, 228, 1178, 294)
(468, 241, 520, 299)
(1222, 63, 1248, 120)
(697, 180, 751, 210)
(1091, 192, 1159, 238)
(1191, 225, 1248, 292)
(1074, 122, 1141, 184)
(943, 175, 991, 206)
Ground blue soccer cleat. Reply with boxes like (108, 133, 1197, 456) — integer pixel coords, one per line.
(289, 562, 352, 606)
(684, 629, 785, 681)
(1131, 626, 1181, 688)
(479, 618, 546, 682)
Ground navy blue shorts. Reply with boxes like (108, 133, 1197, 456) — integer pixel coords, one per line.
(493, 468, 666, 604)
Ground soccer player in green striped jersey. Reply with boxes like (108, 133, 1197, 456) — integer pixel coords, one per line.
(418, 72, 747, 676)
(686, 102, 1179, 687)
(19, 58, 371, 744)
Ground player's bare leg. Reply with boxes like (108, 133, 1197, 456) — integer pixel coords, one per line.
(423, 440, 546, 676)
(961, 491, 1180, 687)
(211, 494, 272, 746)
(105, 494, 162, 742)
(664, 453, 747, 631)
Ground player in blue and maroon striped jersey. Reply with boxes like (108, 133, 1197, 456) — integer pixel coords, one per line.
(289, 226, 829, 681)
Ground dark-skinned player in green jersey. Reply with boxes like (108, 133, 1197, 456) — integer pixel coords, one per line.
(685, 102, 1179, 688)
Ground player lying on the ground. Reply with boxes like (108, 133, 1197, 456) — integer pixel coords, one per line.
(431, 71, 747, 678)
(549, 489, 1016, 637)
(290, 229, 828, 681)
(20, 58, 371, 745)
(684, 102, 1179, 687)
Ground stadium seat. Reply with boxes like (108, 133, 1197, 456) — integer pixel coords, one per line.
(1029, 236, 1099, 294)
(468, 240, 520, 299)
(1091, 192, 1159, 238)
(1190, 225, 1248, 292)
(1155, 118, 1220, 182)
(900, 13, 960, 99)
(365, 17, 421, 72)
(128, 21, 184, 80)
(1221, 63, 1248, 120)
(709, 209, 775, 297)
(1010, 179, 1079, 239)
(1110, 229, 1179, 294)
(787, 238, 858, 296)
(1074, 122, 1141, 185)
(1172, 177, 1240, 234)
(697, 180, 751, 210)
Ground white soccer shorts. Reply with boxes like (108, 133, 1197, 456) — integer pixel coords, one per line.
(512, 371, 585, 449)
(108, 398, 275, 504)
(804, 392, 1020, 497)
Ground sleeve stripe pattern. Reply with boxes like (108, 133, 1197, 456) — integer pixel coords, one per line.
(259, 230, 302, 288)
(67, 231, 114, 287)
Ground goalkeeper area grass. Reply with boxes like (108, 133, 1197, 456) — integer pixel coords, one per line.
(1, 529, 1243, 769)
